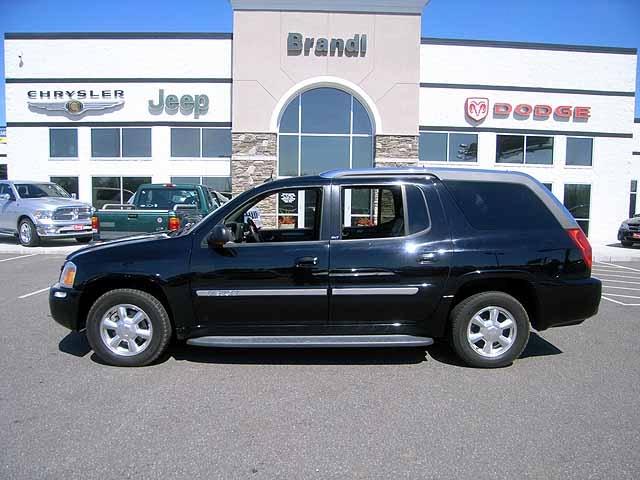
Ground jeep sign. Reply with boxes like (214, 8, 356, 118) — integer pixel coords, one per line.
(149, 89, 209, 118)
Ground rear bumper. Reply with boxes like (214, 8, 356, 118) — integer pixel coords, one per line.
(536, 277, 602, 330)
(49, 283, 83, 331)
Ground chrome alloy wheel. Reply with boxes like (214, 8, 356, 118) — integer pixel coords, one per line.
(466, 306, 517, 358)
(19, 222, 32, 244)
(99, 304, 153, 357)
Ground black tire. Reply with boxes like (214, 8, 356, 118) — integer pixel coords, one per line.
(17, 218, 40, 247)
(621, 240, 634, 248)
(449, 291, 530, 368)
(76, 236, 92, 244)
(86, 289, 172, 367)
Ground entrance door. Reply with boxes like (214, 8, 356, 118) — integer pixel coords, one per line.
(190, 184, 330, 333)
(328, 179, 451, 330)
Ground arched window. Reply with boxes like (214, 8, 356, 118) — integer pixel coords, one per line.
(278, 87, 374, 177)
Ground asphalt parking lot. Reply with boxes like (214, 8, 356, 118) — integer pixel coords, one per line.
(1, 255, 639, 479)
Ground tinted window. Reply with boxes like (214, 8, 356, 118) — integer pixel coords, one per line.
(496, 135, 524, 164)
(526, 136, 553, 165)
(202, 176, 232, 193)
(122, 177, 151, 203)
(137, 188, 200, 210)
(419, 132, 447, 162)
(278, 136, 298, 176)
(171, 128, 200, 157)
(566, 137, 593, 166)
(564, 184, 591, 235)
(91, 128, 120, 157)
(279, 98, 299, 133)
(301, 88, 350, 134)
(50, 129, 78, 157)
(202, 128, 231, 157)
(449, 133, 478, 162)
(341, 186, 405, 239)
(170, 176, 200, 185)
(0, 183, 11, 196)
(92, 177, 120, 208)
(50, 177, 79, 199)
(444, 180, 558, 230)
(405, 185, 430, 234)
(0, 164, 7, 180)
(301, 136, 350, 175)
(122, 128, 152, 157)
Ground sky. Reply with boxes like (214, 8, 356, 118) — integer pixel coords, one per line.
(1, 0, 639, 126)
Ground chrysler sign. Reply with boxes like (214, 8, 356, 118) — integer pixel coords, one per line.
(465, 97, 591, 123)
(27, 89, 124, 116)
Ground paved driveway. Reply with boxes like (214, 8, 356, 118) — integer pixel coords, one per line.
(1, 255, 639, 479)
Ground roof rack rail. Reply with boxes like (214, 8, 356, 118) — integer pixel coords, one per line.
(320, 168, 437, 179)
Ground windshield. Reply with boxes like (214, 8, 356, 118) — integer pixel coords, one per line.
(15, 183, 70, 199)
(136, 188, 201, 210)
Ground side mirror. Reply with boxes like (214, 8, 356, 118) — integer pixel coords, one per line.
(0, 193, 12, 201)
(207, 224, 233, 248)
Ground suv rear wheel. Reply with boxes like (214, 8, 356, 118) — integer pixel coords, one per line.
(86, 289, 172, 367)
(450, 291, 530, 368)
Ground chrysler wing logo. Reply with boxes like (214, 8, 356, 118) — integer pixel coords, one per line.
(465, 97, 489, 122)
(28, 99, 124, 116)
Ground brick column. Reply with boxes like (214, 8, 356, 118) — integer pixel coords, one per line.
(231, 133, 278, 227)
(374, 134, 420, 168)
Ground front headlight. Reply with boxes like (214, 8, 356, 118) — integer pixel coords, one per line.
(620, 221, 629, 229)
(34, 209, 53, 220)
(59, 262, 77, 288)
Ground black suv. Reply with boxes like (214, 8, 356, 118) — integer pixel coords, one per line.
(50, 168, 601, 368)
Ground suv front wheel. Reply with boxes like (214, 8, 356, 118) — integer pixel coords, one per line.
(450, 291, 530, 368)
(86, 289, 172, 367)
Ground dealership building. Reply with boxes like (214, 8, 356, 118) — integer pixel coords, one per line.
(3, 0, 639, 242)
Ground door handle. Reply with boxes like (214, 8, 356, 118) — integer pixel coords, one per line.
(417, 252, 438, 264)
(295, 256, 318, 268)
(127, 214, 138, 219)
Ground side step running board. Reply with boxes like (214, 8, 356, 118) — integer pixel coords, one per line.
(186, 335, 434, 348)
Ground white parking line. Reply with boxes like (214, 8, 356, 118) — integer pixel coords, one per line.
(601, 279, 640, 285)
(602, 285, 640, 291)
(596, 261, 640, 273)
(595, 273, 640, 280)
(601, 293, 640, 299)
(18, 287, 50, 299)
(601, 296, 640, 306)
(0, 254, 38, 263)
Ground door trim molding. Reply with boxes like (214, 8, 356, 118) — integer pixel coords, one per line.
(195, 288, 328, 297)
(332, 287, 419, 296)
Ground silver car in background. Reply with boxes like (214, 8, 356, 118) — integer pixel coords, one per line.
(0, 181, 93, 246)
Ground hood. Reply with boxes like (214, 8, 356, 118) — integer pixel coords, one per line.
(625, 217, 640, 225)
(68, 232, 170, 260)
(19, 197, 92, 209)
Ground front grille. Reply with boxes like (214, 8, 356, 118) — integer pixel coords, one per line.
(628, 224, 640, 232)
(53, 207, 92, 221)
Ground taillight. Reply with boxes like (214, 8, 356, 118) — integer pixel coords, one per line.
(566, 227, 592, 269)
(91, 215, 99, 232)
(168, 216, 180, 231)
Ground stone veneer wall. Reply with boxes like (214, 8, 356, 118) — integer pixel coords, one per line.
(374, 135, 419, 167)
(231, 133, 278, 227)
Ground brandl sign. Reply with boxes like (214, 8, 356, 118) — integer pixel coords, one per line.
(287, 32, 367, 57)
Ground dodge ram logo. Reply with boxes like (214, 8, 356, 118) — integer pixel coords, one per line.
(465, 97, 489, 122)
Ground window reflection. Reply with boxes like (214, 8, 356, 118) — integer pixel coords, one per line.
(278, 87, 373, 177)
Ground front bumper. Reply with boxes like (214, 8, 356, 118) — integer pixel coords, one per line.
(536, 277, 602, 330)
(618, 228, 640, 243)
(36, 219, 93, 238)
(49, 283, 83, 331)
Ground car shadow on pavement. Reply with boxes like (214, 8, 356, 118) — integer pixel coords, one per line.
(58, 331, 562, 367)
(58, 331, 92, 357)
(169, 344, 428, 366)
(425, 332, 563, 368)
(606, 242, 640, 249)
